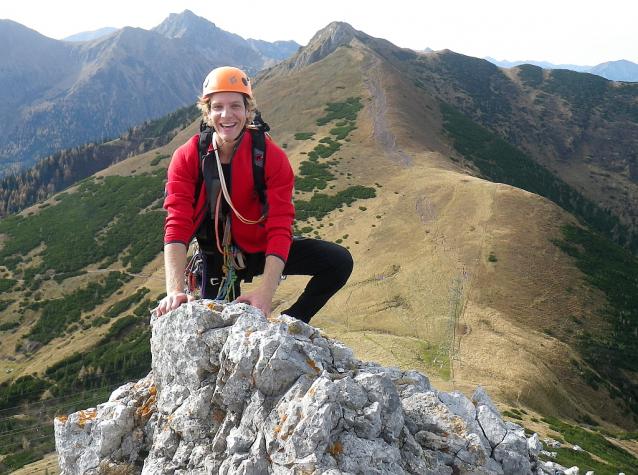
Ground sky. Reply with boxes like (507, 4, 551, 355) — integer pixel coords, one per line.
(2, 0, 637, 66)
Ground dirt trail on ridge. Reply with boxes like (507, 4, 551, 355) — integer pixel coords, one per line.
(362, 54, 412, 167)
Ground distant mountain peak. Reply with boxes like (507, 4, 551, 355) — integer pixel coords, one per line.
(152, 10, 271, 71)
(310, 21, 358, 44)
(175, 9, 199, 19)
(262, 21, 361, 77)
(153, 9, 218, 39)
(485, 57, 592, 72)
(247, 38, 300, 61)
(588, 59, 638, 82)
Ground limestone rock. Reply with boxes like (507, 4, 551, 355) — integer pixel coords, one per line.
(55, 301, 548, 474)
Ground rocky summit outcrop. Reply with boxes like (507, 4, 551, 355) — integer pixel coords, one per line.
(55, 301, 547, 474)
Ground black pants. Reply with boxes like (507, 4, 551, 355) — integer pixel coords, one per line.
(203, 237, 353, 323)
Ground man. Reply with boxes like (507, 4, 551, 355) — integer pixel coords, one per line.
(156, 67, 352, 322)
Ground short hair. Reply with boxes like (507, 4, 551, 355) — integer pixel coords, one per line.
(197, 94, 257, 127)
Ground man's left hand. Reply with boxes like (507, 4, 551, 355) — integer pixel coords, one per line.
(236, 287, 274, 318)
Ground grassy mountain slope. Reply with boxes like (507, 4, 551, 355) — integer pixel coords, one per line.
(408, 52, 638, 251)
(253, 45, 627, 425)
(253, 33, 638, 425)
(0, 121, 202, 377)
(1, 23, 638, 474)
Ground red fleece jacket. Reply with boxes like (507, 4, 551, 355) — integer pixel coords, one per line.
(163, 131, 295, 262)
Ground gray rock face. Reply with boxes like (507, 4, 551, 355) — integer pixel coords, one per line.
(55, 301, 547, 474)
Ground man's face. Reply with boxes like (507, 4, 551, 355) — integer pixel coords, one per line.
(208, 91, 250, 144)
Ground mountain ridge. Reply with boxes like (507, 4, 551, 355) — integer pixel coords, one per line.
(62, 27, 119, 42)
(0, 23, 209, 174)
(247, 38, 300, 61)
(259, 21, 361, 80)
(485, 56, 593, 72)
(0, 11, 297, 176)
(486, 56, 638, 82)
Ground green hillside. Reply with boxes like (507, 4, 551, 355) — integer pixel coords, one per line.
(439, 99, 638, 419)
(0, 170, 166, 473)
(385, 49, 638, 253)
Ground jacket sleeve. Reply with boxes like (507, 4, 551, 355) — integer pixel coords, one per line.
(262, 140, 295, 261)
(163, 135, 202, 246)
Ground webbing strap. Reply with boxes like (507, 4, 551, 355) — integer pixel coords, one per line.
(249, 128, 269, 218)
(202, 153, 222, 221)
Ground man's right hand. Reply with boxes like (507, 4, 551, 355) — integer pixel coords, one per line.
(154, 292, 194, 317)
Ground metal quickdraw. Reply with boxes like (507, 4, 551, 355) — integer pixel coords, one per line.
(216, 215, 247, 301)
(184, 241, 205, 298)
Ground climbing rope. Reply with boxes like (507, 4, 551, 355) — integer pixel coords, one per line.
(212, 131, 266, 225)
(211, 179, 248, 300)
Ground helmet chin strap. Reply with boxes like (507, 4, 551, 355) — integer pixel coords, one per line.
(213, 127, 247, 153)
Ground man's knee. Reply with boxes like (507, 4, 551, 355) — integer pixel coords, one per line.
(330, 244, 353, 283)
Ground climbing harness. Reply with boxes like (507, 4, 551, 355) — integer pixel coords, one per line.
(184, 115, 272, 300)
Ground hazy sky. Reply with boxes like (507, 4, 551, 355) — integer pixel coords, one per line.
(2, 0, 637, 66)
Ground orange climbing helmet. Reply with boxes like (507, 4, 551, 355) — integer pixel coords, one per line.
(202, 66, 253, 99)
